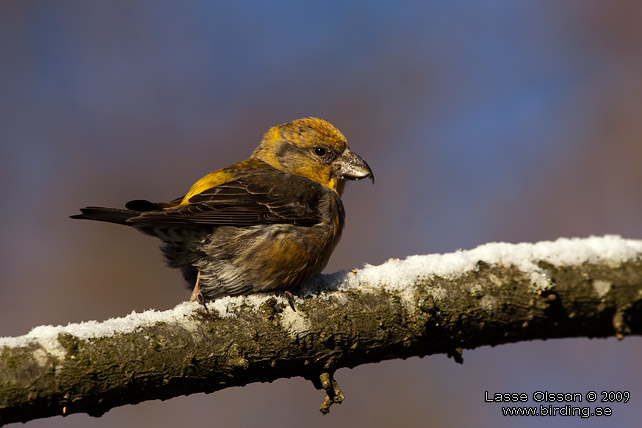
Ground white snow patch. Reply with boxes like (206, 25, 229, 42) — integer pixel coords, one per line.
(305, 235, 642, 295)
(205, 295, 242, 317)
(204, 293, 295, 317)
(279, 308, 312, 337)
(0, 301, 202, 352)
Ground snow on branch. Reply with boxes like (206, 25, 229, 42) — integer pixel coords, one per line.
(1, 236, 642, 424)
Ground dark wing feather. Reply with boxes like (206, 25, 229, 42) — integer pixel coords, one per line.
(127, 175, 323, 228)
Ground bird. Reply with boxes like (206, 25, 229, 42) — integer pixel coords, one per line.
(71, 118, 373, 305)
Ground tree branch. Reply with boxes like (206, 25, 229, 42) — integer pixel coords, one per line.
(1, 236, 641, 425)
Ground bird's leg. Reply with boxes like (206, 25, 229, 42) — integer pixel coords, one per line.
(189, 272, 202, 302)
(190, 271, 209, 313)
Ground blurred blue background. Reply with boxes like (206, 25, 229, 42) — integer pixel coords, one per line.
(1, 1, 641, 427)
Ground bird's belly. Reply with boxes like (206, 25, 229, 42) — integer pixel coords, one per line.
(196, 223, 339, 298)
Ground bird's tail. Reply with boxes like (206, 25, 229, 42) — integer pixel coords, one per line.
(70, 207, 140, 225)
(70, 199, 171, 225)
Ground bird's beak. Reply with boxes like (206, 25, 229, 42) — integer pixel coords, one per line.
(334, 148, 375, 184)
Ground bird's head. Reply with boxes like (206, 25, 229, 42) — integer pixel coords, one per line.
(252, 117, 374, 195)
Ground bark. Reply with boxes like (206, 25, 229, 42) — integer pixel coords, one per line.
(1, 237, 641, 425)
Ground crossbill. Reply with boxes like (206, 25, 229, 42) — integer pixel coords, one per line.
(72, 118, 373, 303)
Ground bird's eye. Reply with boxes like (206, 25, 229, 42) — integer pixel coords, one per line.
(314, 147, 327, 156)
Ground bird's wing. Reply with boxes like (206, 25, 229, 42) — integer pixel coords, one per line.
(127, 176, 323, 228)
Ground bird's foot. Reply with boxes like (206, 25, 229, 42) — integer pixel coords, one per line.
(284, 291, 297, 311)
